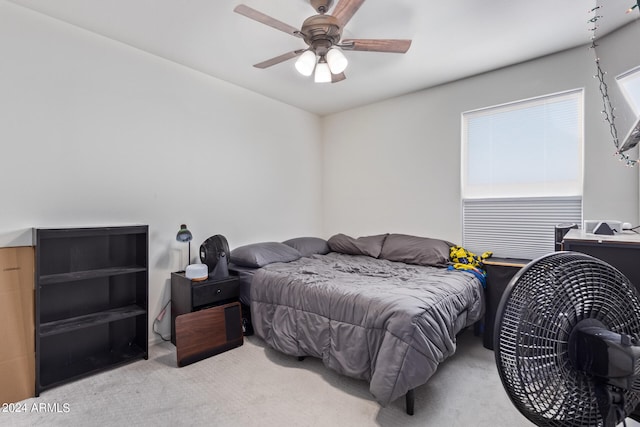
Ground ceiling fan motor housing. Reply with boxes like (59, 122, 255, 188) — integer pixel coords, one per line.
(301, 15, 342, 55)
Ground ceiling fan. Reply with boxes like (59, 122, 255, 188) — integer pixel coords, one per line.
(233, 0, 412, 83)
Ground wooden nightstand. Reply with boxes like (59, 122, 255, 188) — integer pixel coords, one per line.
(170, 273, 242, 366)
(483, 257, 530, 350)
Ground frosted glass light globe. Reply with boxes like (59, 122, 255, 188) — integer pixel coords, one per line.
(295, 50, 317, 76)
(326, 48, 348, 74)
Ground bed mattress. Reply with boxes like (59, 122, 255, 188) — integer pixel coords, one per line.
(250, 252, 485, 406)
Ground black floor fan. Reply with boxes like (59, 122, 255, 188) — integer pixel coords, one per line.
(494, 252, 640, 426)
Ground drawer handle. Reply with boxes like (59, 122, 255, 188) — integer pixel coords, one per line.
(216, 289, 221, 294)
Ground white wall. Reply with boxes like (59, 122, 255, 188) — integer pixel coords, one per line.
(3, 1, 639, 345)
(322, 43, 639, 245)
(0, 2, 323, 342)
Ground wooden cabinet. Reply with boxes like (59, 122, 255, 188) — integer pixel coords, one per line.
(0, 247, 35, 403)
(33, 226, 148, 395)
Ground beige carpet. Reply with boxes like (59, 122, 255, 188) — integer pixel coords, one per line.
(4, 331, 639, 426)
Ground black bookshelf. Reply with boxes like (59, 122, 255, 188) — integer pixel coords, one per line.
(34, 226, 149, 395)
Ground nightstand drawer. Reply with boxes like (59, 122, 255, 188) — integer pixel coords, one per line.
(192, 278, 239, 308)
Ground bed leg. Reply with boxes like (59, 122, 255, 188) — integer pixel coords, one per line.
(405, 389, 415, 416)
(297, 356, 306, 361)
(474, 320, 482, 337)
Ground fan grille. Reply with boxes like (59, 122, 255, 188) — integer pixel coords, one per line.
(495, 252, 640, 426)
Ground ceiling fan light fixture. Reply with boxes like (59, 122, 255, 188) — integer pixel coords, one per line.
(314, 59, 332, 83)
(326, 47, 348, 74)
(234, 3, 413, 85)
(295, 50, 317, 76)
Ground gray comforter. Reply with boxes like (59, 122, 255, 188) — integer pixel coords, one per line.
(250, 252, 484, 406)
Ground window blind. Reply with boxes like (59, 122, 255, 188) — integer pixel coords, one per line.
(461, 89, 583, 260)
(462, 196, 582, 260)
(462, 89, 583, 199)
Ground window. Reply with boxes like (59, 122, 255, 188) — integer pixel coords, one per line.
(617, 65, 640, 115)
(461, 89, 583, 259)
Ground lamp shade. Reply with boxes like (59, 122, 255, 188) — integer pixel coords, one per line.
(314, 60, 332, 83)
(176, 224, 193, 242)
(295, 50, 317, 77)
(326, 48, 348, 74)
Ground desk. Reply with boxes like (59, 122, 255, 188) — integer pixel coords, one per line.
(562, 229, 640, 292)
(483, 257, 530, 350)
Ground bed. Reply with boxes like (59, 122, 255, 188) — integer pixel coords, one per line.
(229, 233, 485, 414)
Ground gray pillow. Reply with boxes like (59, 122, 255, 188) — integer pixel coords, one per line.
(379, 234, 453, 267)
(230, 242, 302, 268)
(282, 237, 330, 257)
(327, 233, 388, 258)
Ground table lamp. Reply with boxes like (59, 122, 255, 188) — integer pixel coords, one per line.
(176, 224, 193, 269)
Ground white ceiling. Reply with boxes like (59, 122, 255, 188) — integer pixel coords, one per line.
(7, 0, 637, 115)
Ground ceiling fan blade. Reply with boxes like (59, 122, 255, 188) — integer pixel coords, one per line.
(340, 39, 412, 53)
(331, 72, 346, 83)
(332, 0, 365, 27)
(253, 50, 305, 69)
(234, 4, 302, 38)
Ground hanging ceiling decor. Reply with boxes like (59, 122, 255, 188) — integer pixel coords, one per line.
(588, 2, 640, 167)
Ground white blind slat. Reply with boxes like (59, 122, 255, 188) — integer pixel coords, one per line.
(462, 197, 582, 259)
